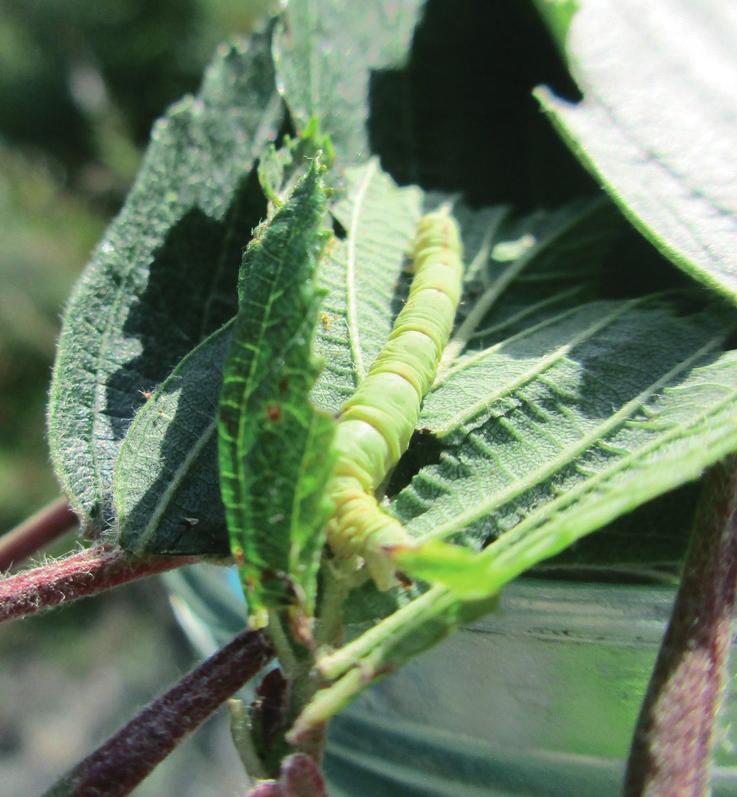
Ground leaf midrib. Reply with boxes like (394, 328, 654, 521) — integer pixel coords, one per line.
(344, 158, 378, 382)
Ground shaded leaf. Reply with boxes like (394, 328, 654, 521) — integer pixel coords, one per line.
(114, 129, 332, 556)
(48, 35, 283, 529)
(115, 323, 233, 555)
(536, 0, 737, 303)
(272, 0, 424, 167)
(218, 161, 334, 622)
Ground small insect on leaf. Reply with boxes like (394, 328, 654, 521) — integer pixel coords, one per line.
(320, 311, 332, 329)
(266, 403, 282, 422)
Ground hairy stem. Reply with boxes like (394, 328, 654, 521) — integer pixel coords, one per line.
(44, 628, 274, 797)
(0, 544, 198, 625)
(0, 497, 77, 570)
(624, 455, 737, 796)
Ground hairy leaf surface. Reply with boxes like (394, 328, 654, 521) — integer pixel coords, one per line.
(393, 302, 737, 555)
(48, 36, 282, 529)
(218, 162, 334, 620)
(114, 129, 332, 556)
(272, 0, 424, 166)
(115, 323, 233, 555)
(112, 161, 651, 559)
(536, 0, 737, 304)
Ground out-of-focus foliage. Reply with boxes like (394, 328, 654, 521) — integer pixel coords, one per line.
(0, 148, 103, 528)
(0, 0, 275, 530)
(0, 1, 276, 181)
(0, 4, 277, 795)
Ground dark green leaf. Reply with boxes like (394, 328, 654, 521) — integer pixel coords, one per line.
(114, 128, 332, 557)
(393, 304, 737, 596)
(272, 0, 424, 167)
(115, 323, 233, 555)
(218, 161, 334, 622)
(48, 35, 283, 530)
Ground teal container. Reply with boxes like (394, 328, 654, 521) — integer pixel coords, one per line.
(164, 566, 737, 796)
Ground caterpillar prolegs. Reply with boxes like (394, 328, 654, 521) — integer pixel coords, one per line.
(326, 208, 463, 588)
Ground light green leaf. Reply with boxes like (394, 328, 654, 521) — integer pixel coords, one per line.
(312, 160, 424, 412)
(536, 0, 737, 304)
(218, 161, 334, 621)
(392, 541, 482, 596)
(48, 35, 283, 530)
(272, 0, 424, 166)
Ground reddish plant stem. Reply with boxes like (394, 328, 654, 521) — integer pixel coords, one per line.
(0, 497, 78, 571)
(246, 754, 329, 797)
(624, 455, 737, 796)
(0, 544, 198, 625)
(45, 628, 274, 797)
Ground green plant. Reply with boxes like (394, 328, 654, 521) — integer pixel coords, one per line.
(4, 1, 737, 795)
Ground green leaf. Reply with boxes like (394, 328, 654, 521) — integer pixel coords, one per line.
(532, 0, 578, 49)
(218, 161, 334, 622)
(272, 0, 424, 166)
(536, 0, 737, 304)
(114, 322, 233, 555)
(312, 160, 425, 412)
(257, 118, 334, 214)
(392, 300, 737, 566)
(535, 482, 698, 581)
(48, 34, 283, 529)
(114, 127, 332, 557)
(392, 540, 481, 595)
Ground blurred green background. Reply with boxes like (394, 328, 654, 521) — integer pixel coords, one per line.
(0, 2, 272, 794)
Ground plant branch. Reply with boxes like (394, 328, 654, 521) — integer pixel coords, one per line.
(624, 454, 737, 796)
(0, 497, 78, 570)
(44, 628, 274, 797)
(0, 544, 198, 625)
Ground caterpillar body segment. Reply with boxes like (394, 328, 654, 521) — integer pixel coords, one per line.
(326, 209, 464, 588)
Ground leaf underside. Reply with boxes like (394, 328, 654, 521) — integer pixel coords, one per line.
(536, 0, 737, 305)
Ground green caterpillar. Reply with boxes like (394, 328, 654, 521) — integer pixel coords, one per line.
(326, 208, 464, 588)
